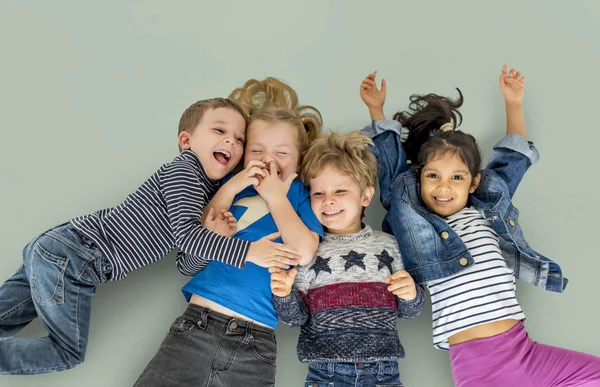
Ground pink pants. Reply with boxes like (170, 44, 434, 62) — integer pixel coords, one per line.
(449, 322, 600, 386)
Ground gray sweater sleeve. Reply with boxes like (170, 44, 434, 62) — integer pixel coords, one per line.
(397, 284, 425, 319)
(272, 290, 309, 327)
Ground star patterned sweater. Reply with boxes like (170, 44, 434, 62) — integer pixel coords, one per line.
(273, 225, 425, 363)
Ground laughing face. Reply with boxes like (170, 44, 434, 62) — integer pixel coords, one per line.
(309, 163, 375, 235)
(243, 120, 300, 182)
(420, 153, 480, 217)
(178, 107, 246, 180)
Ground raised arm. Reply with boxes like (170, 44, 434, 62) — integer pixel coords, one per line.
(359, 72, 409, 209)
(485, 64, 539, 198)
(499, 63, 527, 139)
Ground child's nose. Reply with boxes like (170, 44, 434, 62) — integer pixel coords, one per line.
(262, 154, 275, 164)
(323, 195, 336, 205)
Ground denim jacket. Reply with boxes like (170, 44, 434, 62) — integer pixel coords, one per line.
(363, 120, 567, 293)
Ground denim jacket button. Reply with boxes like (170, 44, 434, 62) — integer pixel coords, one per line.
(230, 321, 238, 330)
(440, 231, 449, 239)
(459, 258, 468, 266)
(508, 219, 516, 227)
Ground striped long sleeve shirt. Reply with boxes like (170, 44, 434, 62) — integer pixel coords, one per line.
(70, 150, 250, 281)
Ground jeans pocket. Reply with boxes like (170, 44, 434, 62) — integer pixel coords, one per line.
(252, 334, 277, 365)
(167, 316, 197, 336)
(30, 243, 69, 305)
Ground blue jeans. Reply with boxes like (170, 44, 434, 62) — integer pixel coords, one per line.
(0, 223, 110, 374)
(306, 361, 403, 387)
(134, 304, 277, 387)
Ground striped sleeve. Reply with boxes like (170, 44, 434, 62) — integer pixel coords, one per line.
(159, 159, 250, 275)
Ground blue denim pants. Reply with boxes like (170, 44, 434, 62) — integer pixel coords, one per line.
(134, 304, 277, 387)
(306, 361, 403, 387)
(0, 223, 110, 374)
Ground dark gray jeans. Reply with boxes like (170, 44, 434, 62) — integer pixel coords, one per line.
(134, 304, 277, 387)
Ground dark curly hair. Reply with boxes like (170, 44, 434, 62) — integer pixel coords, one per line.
(394, 89, 481, 178)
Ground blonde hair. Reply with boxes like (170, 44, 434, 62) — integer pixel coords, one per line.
(301, 131, 377, 192)
(228, 77, 322, 157)
(177, 98, 248, 151)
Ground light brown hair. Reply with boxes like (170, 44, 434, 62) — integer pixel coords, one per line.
(177, 97, 248, 151)
(301, 130, 377, 193)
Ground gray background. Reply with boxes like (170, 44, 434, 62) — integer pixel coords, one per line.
(0, 1, 599, 386)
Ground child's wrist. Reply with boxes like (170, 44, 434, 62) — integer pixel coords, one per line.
(368, 107, 385, 120)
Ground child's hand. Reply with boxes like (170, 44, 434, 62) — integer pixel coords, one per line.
(269, 267, 297, 297)
(499, 63, 526, 104)
(202, 208, 237, 237)
(254, 161, 296, 205)
(360, 71, 386, 120)
(225, 160, 267, 195)
(385, 270, 418, 301)
(246, 231, 302, 269)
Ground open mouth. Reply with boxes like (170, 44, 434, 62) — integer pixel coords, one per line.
(322, 209, 343, 218)
(434, 196, 453, 204)
(213, 149, 231, 165)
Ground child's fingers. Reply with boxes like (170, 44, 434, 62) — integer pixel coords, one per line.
(387, 279, 411, 293)
(390, 269, 410, 280)
(381, 78, 387, 94)
(246, 160, 266, 169)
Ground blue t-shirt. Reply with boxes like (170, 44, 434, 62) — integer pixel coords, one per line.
(182, 180, 323, 328)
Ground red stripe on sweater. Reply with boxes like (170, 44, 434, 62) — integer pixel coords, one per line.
(304, 282, 398, 313)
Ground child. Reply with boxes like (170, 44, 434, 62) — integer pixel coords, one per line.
(360, 65, 600, 386)
(133, 77, 323, 387)
(271, 131, 425, 387)
(0, 97, 301, 375)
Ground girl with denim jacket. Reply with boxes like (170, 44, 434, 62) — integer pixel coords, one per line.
(359, 64, 600, 386)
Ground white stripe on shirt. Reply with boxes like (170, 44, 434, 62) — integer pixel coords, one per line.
(426, 207, 526, 350)
(71, 150, 250, 281)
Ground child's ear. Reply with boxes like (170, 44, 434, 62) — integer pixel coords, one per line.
(178, 131, 191, 150)
(469, 173, 481, 193)
(361, 186, 376, 207)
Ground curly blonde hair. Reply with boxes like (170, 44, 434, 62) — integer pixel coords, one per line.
(228, 77, 322, 157)
(301, 130, 377, 193)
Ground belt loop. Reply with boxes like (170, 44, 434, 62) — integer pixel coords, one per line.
(327, 363, 335, 377)
(242, 321, 254, 344)
(198, 307, 209, 329)
(377, 361, 385, 381)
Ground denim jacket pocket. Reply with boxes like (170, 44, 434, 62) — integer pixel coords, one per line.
(30, 243, 69, 305)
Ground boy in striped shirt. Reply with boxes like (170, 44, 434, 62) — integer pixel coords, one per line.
(0, 98, 300, 375)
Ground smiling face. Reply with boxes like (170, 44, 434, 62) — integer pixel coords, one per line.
(178, 107, 246, 180)
(243, 120, 300, 182)
(420, 152, 481, 217)
(309, 163, 375, 235)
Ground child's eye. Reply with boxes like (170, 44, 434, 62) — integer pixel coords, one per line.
(452, 175, 465, 181)
(335, 189, 347, 194)
(312, 192, 323, 197)
(425, 173, 438, 179)
(213, 128, 224, 134)
(251, 150, 262, 154)
(236, 137, 245, 144)
(276, 152, 288, 156)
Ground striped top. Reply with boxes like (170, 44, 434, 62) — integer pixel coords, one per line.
(70, 150, 250, 281)
(426, 207, 526, 350)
